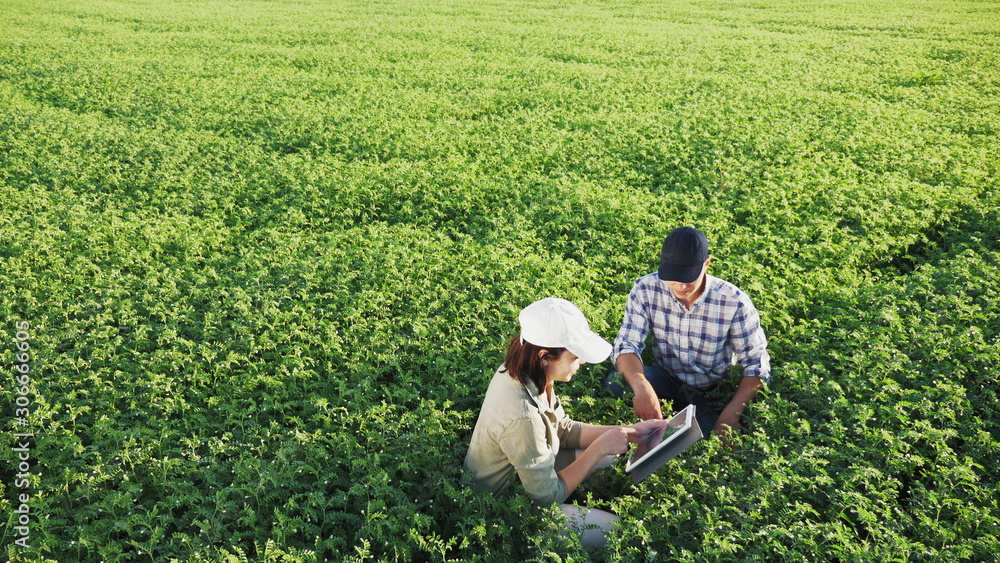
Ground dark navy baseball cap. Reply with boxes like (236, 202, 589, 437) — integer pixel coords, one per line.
(658, 227, 709, 283)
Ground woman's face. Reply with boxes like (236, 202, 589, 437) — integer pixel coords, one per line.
(543, 350, 584, 383)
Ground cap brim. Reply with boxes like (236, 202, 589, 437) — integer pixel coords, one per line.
(567, 332, 613, 364)
(658, 262, 703, 283)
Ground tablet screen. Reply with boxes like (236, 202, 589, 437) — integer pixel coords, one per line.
(632, 424, 677, 460)
(625, 404, 695, 473)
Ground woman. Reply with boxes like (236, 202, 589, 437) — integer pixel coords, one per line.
(464, 297, 665, 546)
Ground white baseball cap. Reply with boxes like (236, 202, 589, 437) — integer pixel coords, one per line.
(518, 297, 612, 364)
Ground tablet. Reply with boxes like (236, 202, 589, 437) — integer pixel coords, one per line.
(625, 404, 703, 483)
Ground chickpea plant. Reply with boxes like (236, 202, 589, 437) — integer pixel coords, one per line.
(0, 0, 997, 561)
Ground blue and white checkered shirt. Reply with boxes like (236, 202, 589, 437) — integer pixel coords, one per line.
(612, 273, 771, 389)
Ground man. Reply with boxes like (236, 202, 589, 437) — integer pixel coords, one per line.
(606, 227, 771, 438)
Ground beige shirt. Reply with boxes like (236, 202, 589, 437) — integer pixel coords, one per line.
(464, 366, 583, 505)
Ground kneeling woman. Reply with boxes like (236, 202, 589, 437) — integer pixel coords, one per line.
(464, 298, 665, 546)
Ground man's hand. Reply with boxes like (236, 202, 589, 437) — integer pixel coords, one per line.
(713, 409, 740, 437)
(629, 376, 663, 420)
(616, 354, 663, 420)
(713, 375, 763, 446)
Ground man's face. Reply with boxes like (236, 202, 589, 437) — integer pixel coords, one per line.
(665, 258, 710, 304)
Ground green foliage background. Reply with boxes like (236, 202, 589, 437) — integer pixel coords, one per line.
(1, 0, 998, 560)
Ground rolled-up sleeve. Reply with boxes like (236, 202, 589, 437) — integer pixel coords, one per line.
(729, 298, 771, 384)
(555, 417, 583, 449)
(612, 282, 650, 363)
(497, 418, 569, 505)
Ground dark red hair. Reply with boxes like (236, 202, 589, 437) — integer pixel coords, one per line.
(500, 335, 565, 392)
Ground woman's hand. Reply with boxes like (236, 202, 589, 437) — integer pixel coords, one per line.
(590, 426, 632, 457)
(627, 419, 669, 442)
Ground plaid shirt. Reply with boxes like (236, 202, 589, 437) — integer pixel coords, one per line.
(612, 273, 771, 388)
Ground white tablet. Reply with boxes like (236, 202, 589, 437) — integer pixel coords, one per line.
(625, 404, 703, 483)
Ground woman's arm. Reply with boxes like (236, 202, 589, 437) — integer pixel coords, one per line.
(576, 420, 667, 448)
(558, 419, 668, 494)
(556, 426, 631, 494)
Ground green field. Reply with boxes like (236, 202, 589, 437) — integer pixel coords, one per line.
(1, 0, 998, 560)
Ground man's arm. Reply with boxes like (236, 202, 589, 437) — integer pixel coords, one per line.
(714, 293, 770, 439)
(616, 353, 663, 420)
(713, 375, 763, 437)
(730, 296, 771, 384)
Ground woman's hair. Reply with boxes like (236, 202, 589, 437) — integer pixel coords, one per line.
(500, 335, 565, 391)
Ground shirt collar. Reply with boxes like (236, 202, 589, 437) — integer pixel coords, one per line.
(662, 273, 717, 308)
(523, 379, 556, 413)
